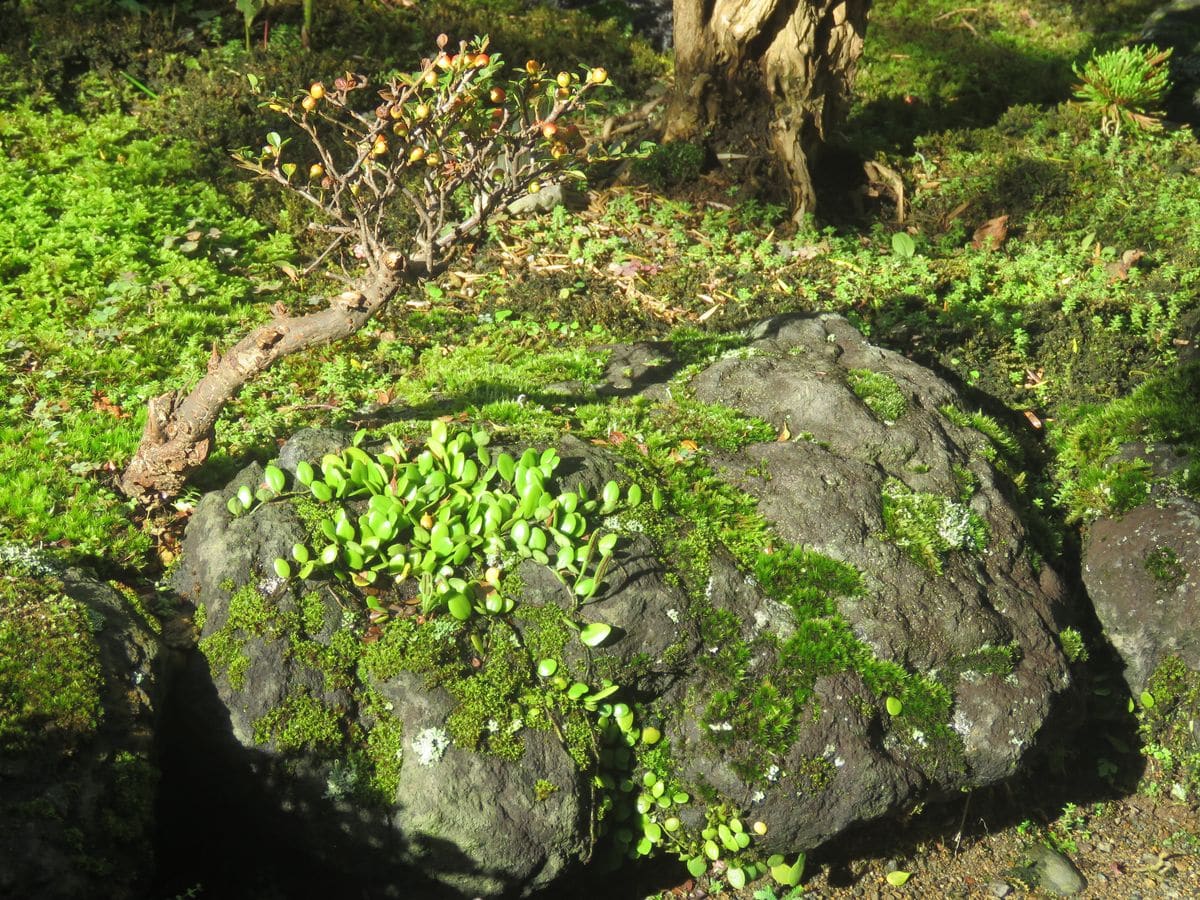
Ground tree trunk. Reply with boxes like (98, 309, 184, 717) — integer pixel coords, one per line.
(118, 267, 407, 502)
(666, 0, 870, 219)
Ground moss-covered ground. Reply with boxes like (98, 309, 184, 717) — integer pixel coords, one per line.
(3, 0, 1199, 894)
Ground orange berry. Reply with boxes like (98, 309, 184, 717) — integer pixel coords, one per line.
(308, 82, 325, 100)
(301, 95, 317, 112)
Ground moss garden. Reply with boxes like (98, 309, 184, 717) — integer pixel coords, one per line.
(2, 0, 1200, 898)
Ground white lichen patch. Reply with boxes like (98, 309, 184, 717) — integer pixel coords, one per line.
(936, 503, 976, 549)
(411, 727, 451, 766)
(665, 608, 680, 624)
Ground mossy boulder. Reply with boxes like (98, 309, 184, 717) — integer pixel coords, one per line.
(0, 550, 163, 900)
(168, 314, 1078, 896)
(1084, 496, 1200, 694)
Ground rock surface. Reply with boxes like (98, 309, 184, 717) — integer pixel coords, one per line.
(1084, 494, 1200, 693)
(168, 313, 1079, 896)
(0, 553, 164, 900)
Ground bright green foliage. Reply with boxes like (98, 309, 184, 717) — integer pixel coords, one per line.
(1139, 656, 1200, 801)
(847, 369, 907, 422)
(1058, 627, 1088, 664)
(1053, 361, 1200, 522)
(234, 423, 636, 624)
(1072, 44, 1173, 135)
(880, 478, 988, 573)
(0, 101, 295, 563)
(0, 569, 103, 754)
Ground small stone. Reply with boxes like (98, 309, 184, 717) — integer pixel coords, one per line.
(987, 881, 1013, 897)
(1095, 841, 1113, 853)
(1028, 844, 1087, 895)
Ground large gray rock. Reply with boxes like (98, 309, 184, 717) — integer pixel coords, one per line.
(0, 552, 164, 900)
(1084, 495, 1200, 693)
(169, 314, 1076, 895)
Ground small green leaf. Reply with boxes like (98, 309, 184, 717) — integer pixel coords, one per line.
(598, 533, 618, 556)
(704, 839, 720, 861)
(891, 231, 916, 258)
(626, 483, 642, 506)
(497, 453, 516, 482)
(511, 520, 530, 546)
(1140, 690, 1156, 708)
(687, 857, 707, 878)
(886, 696, 903, 716)
(727, 867, 746, 890)
(651, 486, 663, 510)
(641, 726, 661, 746)
(886, 871, 911, 887)
(644, 822, 662, 842)
(430, 419, 448, 446)
(574, 577, 597, 597)
(292, 543, 310, 563)
(537, 658, 558, 678)
(770, 853, 805, 887)
(295, 460, 314, 485)
(601, 480, 620, 509)
(310, 480, 332, 502)
(273, 558, 292, 579)
(226, 496, 243, 516)
(579, 622, 611, 646)
(237, 485, 254, 508)
(264, 464, 285, 493)
(447, 593, 473, 620)
(567, 682, 589, 700)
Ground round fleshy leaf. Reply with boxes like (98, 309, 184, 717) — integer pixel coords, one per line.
(1140, 690, 1155, 708)
(886, 871, 911, 887)
(641, 726, 661, 746)
(292, 543, 310, 563)
(686, 857, 707, 878)
(511, 520, 530, 546)
(310, 480, 332, 502)
(226, 497, 243, 516)
(295, 460, 314, 485)
(727, 867, 746, 891)
(273, 558, 291, 579)
(264, 464, 285, 494)
(567, 682, 589, 700)
(447, 593, 473, 620)
(579, 622, 611, 647)
(537, 658, 558, 678)
(644, 822, 662, 842)
(651, 487, 663, 510)
(237, 485, 254, 508)
(626, 483, 642, 506)
(885, 696, 903, 716)
(704, 839, 720, 861)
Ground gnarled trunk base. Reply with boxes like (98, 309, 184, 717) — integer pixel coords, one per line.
(119, 272, 404, 502)
(666, 0, 870, 219)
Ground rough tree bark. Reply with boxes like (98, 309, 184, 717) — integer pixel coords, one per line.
(666, 0, 871, 220)
(117, 265, 408, 501)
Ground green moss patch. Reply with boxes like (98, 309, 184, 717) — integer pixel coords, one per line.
(1053, 360, 1200, 522)
(847, 369, 907, 422)
(0, 570, 103, 754)
(880, 478, 988, 573)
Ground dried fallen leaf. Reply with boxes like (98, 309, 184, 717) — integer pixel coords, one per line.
(1105, 249, 1145, 281)
(777, 422, 792, 442)
(971, 215, 1009, 250)
(1023, 410, 1043, 429)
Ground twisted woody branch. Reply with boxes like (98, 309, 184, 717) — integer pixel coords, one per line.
(119, 36, 609, 501)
